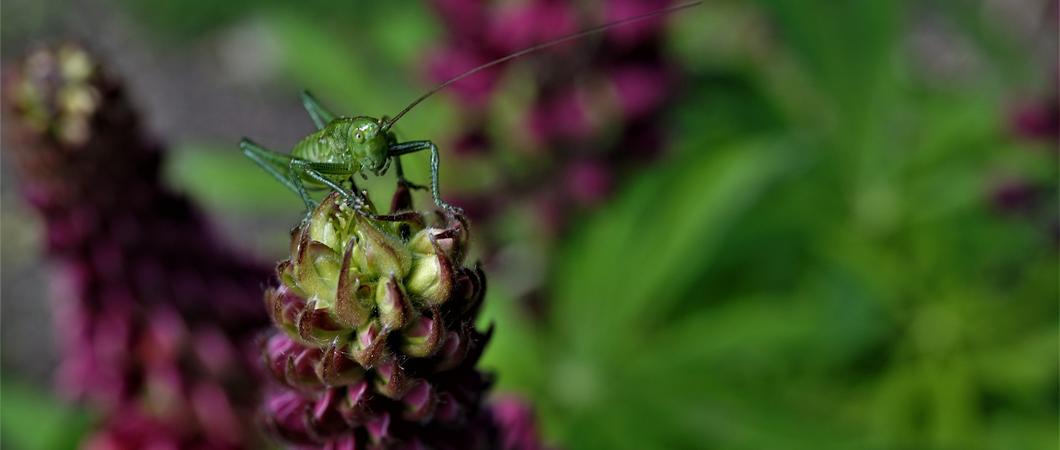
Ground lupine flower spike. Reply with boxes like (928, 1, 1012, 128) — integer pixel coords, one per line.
(260, 182, 547, 448)
(4, 44, 271, 449)
(429, 0, 683, 232)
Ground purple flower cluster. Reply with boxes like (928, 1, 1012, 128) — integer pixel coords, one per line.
(1010, 98, 1059, 142)
(426, 0, 680, 233)
(993, 67, 1058, 243)
(1008, 80, 1059, 146)
(5, 44, 270, 449)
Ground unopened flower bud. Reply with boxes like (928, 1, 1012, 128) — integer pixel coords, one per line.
(339, 380, 372, 426)
(296, 300, 344, 345)
(375, 274, 411, 330)
(351, 215, 411, 279)
(306, 195, 350, 250)
(265, 392, 313, 441)
(401, 380, 436, 422)
(285, 346, 323, 389)
(432, 331, 467, 372)
(366, 412, 391, 444)
(433, 392, 461, 423)
(401, 313, 444, 358)
(349, 320, 387, 368)
(333, 258, 371, 328)
(310, 388, 351, 437)
(406, 252, 453, 306)
(294, 240, 342, 307)
(318, 340, 364, 387)
(374, 359, 411, 399)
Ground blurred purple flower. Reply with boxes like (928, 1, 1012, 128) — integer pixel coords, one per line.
(1010, 98, 1059, 143)
(432, 0, 487, 31)
(604, 0, 674, 45)
(564, 159, 613, 205)
(526, 86, 595, 144)
(491, 395, 550, 450)
(995, 58, 1058, 247)
(990, 179, 1042, 215)
(5, 44, 270, 448)
(486, 0, 579, 54)
(609, 64, 672, 120)
(426, 0, 680, 232)
(427, 46, 504, 108)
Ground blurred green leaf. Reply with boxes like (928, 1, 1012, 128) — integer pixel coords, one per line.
(479, 288, 546, 393)
(264, 8, 453, 139)
(0, 378, 92, 450)
(491, 136, 812, 449)
(934, 0, 1044, 83)
(117, 0, 258, 38)
(166, 144, 304, 214)
(554, 136, 803, 341)
(753, 0, 900, 116)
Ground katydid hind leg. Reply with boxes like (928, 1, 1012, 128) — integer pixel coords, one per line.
(241, 139, 303, 195)
(287, 159, 323, 211)
(292, 160, 355, 201)
(301, 91, 337, 129)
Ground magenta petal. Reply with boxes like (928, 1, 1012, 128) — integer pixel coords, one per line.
(564, 160, 613, 206)
(366, 412, 391, 442)
(609, 65, 670, 120)
(486, 1, 579, 54)
(492, 395, 547, 450)
(427, 46, 503, 107)
(605, 0, 672, 46)
(1010, 100, 1060, 143)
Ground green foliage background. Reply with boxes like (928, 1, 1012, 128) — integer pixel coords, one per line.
(3, 1, 1056, 449)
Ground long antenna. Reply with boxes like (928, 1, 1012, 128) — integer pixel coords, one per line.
(383, 0, 702, 130)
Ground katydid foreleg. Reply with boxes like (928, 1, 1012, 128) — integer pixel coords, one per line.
(388, 140, 462, 215)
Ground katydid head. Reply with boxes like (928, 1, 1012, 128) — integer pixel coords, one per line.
(346, 116, 389, 173)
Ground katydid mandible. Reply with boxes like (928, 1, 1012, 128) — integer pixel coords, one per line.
(241, 1, 702, 217)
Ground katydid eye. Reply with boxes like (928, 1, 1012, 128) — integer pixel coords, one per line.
(354, 132, 363, 141)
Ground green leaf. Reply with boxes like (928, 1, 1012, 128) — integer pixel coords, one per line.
(553, 136, 803, 343)
(524, 137, 809, 449)
(752, 0, 901, 117)
(264, 9, 453, 139)
(478, 289, 545, 394)
(165, 144, 304, 214)
(0, 377, 92, 450)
